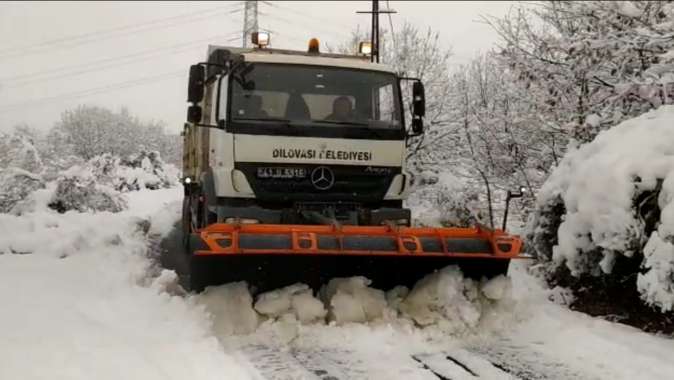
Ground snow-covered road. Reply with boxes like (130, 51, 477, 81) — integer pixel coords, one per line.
(1, 187, 673, 380)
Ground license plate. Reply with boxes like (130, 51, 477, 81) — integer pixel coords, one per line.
(257, 167, 307, 179)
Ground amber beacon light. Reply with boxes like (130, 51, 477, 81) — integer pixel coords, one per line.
(308, 38, 320, 54)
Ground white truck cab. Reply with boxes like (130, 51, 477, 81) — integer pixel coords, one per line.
(182, 39, 426, 228)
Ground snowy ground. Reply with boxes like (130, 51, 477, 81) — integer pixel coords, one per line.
(1, 187, 673, 380)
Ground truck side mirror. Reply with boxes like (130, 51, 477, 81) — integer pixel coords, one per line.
(412, 81, 425, 117)
(410, 81, 425, 135)
(187, 105, 202, 124)
(188, 65, 205, 103)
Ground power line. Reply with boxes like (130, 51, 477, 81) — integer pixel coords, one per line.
(0, 33, 237, 88)
(0, 70, 186, 113)
(261, 1, 344, 33)
(0, 6, 243, 61)
(0, 4, 239, 55)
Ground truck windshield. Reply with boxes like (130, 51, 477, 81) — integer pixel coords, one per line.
(228, 63, 402, 132)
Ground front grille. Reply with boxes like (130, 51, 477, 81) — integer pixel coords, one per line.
(234, 162, 400, 203)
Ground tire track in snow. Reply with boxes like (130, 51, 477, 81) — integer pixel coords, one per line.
(413, 351, 517, 380)
(236, 344, 368, 380)
(466, 341, 601, 380)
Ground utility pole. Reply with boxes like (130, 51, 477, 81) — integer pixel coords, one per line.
(242, 0, 259, 48)
(357, 0, 396, 63)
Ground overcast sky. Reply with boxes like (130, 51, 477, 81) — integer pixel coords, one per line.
(0, 1, 515, 133)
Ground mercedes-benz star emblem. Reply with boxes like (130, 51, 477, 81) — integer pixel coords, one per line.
(310, 166, 335, 190)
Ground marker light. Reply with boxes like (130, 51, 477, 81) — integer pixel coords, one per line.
(308, 38, 320, 54)
(184, 177, 192, 184)
(358, 41, 372, 55)
(251, 32, 270, 47)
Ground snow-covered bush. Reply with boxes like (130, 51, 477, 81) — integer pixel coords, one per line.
(119, 150, 178, 190)
(0, 168, 45, 213)
(80, 151, 177, 192)
(527, 106, 674, 311)
(0, 131, 43, 174)
(48, 170, 127, 214)
(408, 171, 481, 227)
(0, 130, 46, 214)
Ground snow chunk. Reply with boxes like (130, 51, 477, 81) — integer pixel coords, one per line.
(198, 282, 260, 336)
(321, 277, 388, 324)
(254, 283, 326, 323)
(482, 275, 513, 301)
(399, 266, 482, 329)
(398, 266, 512, 333)
(291, 289, 328, 323)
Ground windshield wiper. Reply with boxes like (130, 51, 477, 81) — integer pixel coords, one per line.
(311, 119, 370, 127)
(235, 117, 291, 123)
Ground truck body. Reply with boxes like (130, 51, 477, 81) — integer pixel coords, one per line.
(174, 40, 523, 293)
(183, 45, 412, 227)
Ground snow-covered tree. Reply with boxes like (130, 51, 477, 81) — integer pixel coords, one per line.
(527, 105, 674, 312)
(0, 168, 44, 214)
(0, 128, 46, 213)
(0, 128, 43, 173)
(52, 105, 181, 164)
(486, 1, 674, 142)
(334, 23, 454, 168)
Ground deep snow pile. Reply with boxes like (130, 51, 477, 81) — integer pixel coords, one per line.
(198, 267, 514, 337)
(0, 188, 252, 380)
(528, 105, 674, 311)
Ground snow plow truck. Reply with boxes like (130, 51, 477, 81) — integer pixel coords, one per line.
(177, 34, 523, 293)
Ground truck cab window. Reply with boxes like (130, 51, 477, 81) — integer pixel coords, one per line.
(228, 63, 402, 129)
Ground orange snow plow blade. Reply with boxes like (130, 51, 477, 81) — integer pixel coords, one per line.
(186, 224, 524, 293)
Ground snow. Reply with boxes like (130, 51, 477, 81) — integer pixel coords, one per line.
(254, 283, 327, 323)
(407, 171, 480, 228)
(3, 185, 674, 379)
(0, 188, 251, 380)
(531, 105, 674, 310)
(398, 267, 511, 333)
(617, 1, 642, 18)
(0, 167, 45, 213)
(321, 276, 390, 324)
(638, 230, 674, 311)
(199, 282, 261, 336)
